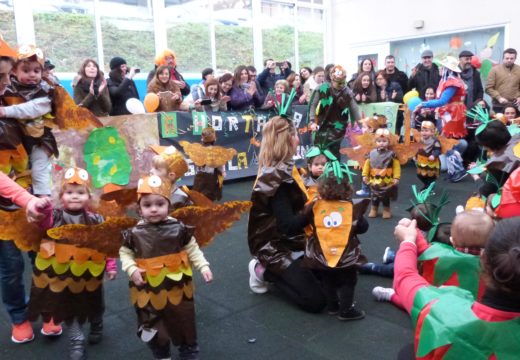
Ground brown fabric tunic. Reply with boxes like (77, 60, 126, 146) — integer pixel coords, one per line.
(28, 209, 105, 324)
(247, 162, 308, 274)
(122, 218, 197, 346)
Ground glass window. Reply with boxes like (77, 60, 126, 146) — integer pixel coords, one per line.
(390, 27, 506, 78)
(0, 2, 16, 45)
(261, 0, 295, 66)
(165, 0, 212, 74)
(32, 0, 97, 72)
(99, 0, 155, 73)
(297, 6, 323, 68)
(214, 0, 253, 72)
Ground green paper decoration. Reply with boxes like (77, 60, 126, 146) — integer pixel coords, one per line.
(411, 286, 520, 359)
(480, 59, 493, 79)
(418, 242, 481, 298)
(160, 112, 178, 138)
(466, 105, 492, 135)
(487, 32, 500, 48)
(83, 127, 132, 188)
(319, 82, 330, 94)
(192, 111, 207, 135)
(333, 121, 344, 130)
(320, 95, 333, 108)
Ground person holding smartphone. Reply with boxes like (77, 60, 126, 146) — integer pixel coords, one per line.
(107, 56, 140, 116)
(257, 58, 292, 95)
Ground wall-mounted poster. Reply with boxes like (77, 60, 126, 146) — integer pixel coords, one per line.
(358, 54, 379, 70)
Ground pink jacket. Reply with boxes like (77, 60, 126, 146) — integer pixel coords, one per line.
(0, 172, 35, 208)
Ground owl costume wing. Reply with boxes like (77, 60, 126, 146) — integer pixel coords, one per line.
(340, 132, 376, 166)
(53, 86, 104, 131)
(170, 200, 252, 247)
(46, 217, 138, 258)
(0, 208, 45, 251)
(179, 141, 237, 168)
(438, 136, 459, 154)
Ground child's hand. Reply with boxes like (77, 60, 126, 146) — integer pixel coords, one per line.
(201, 268, 213, 283)
(106, 271, 117, 281)
(362, 176, 368, 184)
(393, 179, 399, 185)
(0, 107, 5, 117)
(130, 268, 146, 286)
(428, 155, 435, 161)
(309, 122, 318, 131)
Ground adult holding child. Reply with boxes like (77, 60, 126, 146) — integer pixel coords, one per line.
(247, 116, 326, 313)
(393, 217, 520, 359)
(73, 59, 111, 116)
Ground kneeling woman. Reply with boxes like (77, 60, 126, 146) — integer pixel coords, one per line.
(247, 116, 326, 313)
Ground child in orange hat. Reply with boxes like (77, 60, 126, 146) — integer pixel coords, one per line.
(120, 174, 212, 360)
(0, 45, 58, 197)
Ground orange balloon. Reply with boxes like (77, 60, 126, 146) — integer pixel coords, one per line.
(144, 93, 160, 113)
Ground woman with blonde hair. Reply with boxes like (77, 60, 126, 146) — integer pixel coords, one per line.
(247, 116, 326, 313)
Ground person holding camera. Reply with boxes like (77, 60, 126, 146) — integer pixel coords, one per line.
(147, 65, 182, 112)
(107, 56, 140, 116)
(257, 59, 292, 95)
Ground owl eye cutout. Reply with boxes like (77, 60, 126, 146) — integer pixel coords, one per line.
(78, 169, 89, 181)
(330, 212, 343, 227)
(147, 175, 162, 187)
(137, 178, 144, 189)
(35, 48, 44, 59)
(64, 168, 75, 179)
(323, 215, 332, 228)
(18, 45, 31, 55)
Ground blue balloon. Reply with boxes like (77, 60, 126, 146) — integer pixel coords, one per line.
(408, 96, 422, 112)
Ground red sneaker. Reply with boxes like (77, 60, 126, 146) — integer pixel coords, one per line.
(41, 319, 63, 336)
(11, 321, 35, 344)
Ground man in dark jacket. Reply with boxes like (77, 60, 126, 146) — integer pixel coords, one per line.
(384, 55, 408, 134)
(383, 55, 408, 93)
(107, 56, 140, 116)
(458, 50, 484, 109)
(408, 50, 441, 97)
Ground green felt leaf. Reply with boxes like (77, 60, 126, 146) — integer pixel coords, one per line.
(83, 127, 132, 188)
(319, 82, 330, 94)
(333, 121, 344, 130)
(467, 165, 486, 175)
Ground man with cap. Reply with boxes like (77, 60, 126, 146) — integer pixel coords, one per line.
(458, 50, 483, 110)
(408, 49, 441, 98)
(485, 48, 520, 113)
(106, 56, 140, 116)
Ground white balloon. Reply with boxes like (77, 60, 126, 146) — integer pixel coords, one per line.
(126, 98, 145, 114)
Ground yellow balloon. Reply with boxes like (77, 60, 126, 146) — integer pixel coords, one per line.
(144, 93, 160, 113)
(403, 89, 419, 105)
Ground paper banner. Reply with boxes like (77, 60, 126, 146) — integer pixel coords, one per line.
(83, 126, 132, 188)
(161, 112, 178, 138)
(191, 111, 207, 135)
(358, 102, 400, 134)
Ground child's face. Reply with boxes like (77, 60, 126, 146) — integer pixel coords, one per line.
(207, 84, 218, 98)
(424, 88, 435, 100)
(504, 107, 517, 120)
(421, 127, 434, 139)
(275, 83, 285, 95)
(150, 166, 176, 182)
(158, 68, 170, 84)
(309, 155, 327, 177)
(376, 137, 389, 149)
(14, 60, 42, 86)
(0, 59, 12, 95)
(61, 184, 90, 211)
(361, 75, 370, 89)
(139, 194, 170, 223)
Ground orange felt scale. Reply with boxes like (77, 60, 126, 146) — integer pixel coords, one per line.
(179, 141, 237, 168)
(314, 200, 353, 267)
(135, 252, 190, 277)
(38, 242, 106, 264)
(130, 282, 193, 310)
(32, 272, 102, 294)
